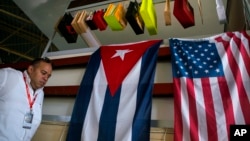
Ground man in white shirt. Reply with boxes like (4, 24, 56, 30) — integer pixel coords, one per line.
(0, 57, 53, 141)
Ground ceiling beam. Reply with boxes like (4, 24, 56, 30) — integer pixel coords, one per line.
(0, 46, 34, 61)
(0, 9, 32, 24)
(0, 23, 47, 43)
(0, 24, 26, 44)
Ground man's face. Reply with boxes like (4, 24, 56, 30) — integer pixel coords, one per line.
(28, 62, 52, 90)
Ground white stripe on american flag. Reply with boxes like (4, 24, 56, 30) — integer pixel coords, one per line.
(180, 78, 190, 141)
(186, 78, 199, 141)
(229, 35, 250, 106)
(209, 77, 227, 141)
(172, 31, 250, 141)
(214, 39, 237, 131)
(229, 33, 250, 124)
(81, 62, 107, 141)
(193, 78, 208, 141)
(214, 37, 242, 126)
(200, 78, 217, 141)
(215, 35, 245, 125)
(234, 32, 250, 102)
(114, 58, 141, 141)
(235, 32, 250, 57)
(216, 33, 250, 124)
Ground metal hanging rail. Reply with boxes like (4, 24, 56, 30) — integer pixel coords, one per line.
(65, 0, 169, 13)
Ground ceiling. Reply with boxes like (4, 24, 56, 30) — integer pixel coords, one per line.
(0, 0, 246, 64)
(0, 0, 58, 64)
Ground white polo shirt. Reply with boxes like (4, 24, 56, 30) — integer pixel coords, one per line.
(0, 67, 44, 141)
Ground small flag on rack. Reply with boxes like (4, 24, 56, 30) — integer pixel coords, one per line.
(57, 13, 78, 43)
(140, 0, 157, 35)
(173, 0, 195, 28)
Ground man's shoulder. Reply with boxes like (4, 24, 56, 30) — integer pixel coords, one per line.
(0, 67, 22, 75)
(0, 68, 23, 89)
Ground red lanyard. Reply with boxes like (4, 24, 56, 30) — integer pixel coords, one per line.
(23, 74, 38, 111)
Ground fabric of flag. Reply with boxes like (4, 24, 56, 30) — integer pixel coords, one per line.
(169, 31, 250, 141)
(66, 40, 162, 141)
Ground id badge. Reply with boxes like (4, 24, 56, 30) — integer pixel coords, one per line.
(23, 111, 33, 129)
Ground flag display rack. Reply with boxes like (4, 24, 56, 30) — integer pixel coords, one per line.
(65, 0, 172, 13)
(60, 0, 173, 47)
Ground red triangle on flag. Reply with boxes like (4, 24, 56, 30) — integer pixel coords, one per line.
(100, 40, 161, 96)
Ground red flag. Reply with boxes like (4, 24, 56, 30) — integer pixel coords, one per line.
(169, 31, 250, 141)
(173, 0, 195, 28)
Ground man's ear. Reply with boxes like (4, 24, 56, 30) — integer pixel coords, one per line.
(27, 65, 33, 74)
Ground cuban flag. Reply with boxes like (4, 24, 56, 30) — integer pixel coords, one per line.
(66, 40, 162, 141)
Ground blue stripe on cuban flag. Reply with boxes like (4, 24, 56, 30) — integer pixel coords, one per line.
(66, 40, 162, 141)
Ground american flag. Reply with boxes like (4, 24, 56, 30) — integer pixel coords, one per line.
(169, 31, 250, 141)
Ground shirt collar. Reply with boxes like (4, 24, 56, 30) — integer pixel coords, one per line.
(23, 70, 44, 93)
(23, 70, 31, 84)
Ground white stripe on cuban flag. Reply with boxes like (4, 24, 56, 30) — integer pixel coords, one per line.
(81, 59, 140, 141)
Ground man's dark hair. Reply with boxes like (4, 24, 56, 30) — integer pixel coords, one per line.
(30, 57, 53, 69)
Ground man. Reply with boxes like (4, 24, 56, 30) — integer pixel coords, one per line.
(0, 57, 53, 141)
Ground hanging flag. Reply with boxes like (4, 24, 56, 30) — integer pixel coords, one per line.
(169, 31, 250, 141)
(85, 11, 98, 30)
(164, 0, 171, 26)
(104, 3, 127, 31)
(215, 0, 227, 24)
(93, 9, 108, 31)
(57, 13, 78, 43)
(66, 40, 162, 141)
(125, 0, 145, 35)
(140, 0, 158, 35)
(173, 0, 195, 28)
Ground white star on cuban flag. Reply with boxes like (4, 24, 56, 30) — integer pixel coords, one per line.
(111, 49, 133, 61)
(100, 41, 159, 96)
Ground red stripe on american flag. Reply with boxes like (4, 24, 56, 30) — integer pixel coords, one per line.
(233, 35, 250, 76)
(171, 31, 250, 141)
(186, 78, 199, 141)
(217, 77, 235, 138)
(217, 34, 250, 123)
(231, 34, 250, 124)
(242, 31, 250, 44)
(174, 78, 184, 141)
(242, 31, 250, 51)
(201, 78, 218, 141)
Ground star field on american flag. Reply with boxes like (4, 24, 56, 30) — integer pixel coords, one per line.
(111, 49, 133, 60)
(171, 39, 224, 78)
